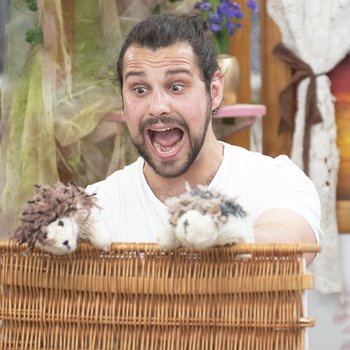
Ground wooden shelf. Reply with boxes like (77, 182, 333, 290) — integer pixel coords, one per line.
(214, 104, 266, 136)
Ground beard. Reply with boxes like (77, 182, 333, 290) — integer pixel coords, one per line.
(131, 101, 212, 178)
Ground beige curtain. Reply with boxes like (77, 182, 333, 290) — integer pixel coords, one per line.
(0, 0, 149, 237)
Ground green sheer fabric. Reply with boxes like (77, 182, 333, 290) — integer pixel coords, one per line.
(0, 0, 195, 236)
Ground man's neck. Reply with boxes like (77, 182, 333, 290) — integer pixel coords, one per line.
(143, 141, 224, 203)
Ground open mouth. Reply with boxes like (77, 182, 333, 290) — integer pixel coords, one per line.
(147, 127, 184, 157)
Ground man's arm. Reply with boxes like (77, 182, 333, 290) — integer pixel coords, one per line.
(253, 208, 318, 265)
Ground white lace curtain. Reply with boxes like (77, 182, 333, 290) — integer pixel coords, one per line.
(267, 0, 350, 293)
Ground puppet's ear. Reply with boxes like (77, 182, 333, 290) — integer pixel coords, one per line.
(37, 225, 48, 244)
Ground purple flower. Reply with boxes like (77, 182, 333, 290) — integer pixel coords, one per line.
(194, 1, 212, 12)
(226, 7, 244, 20)
(233, 9, 244, 19)
(194, 0, 259, 53)
(232, 3, 241, 11)
(209, 23, 222, 33)
(217, 3, 229, 16)
(226, 22, 235, 35)
(209, 13, 223, 24)
(246, 0, 258, 12)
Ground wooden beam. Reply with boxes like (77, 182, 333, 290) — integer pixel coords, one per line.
(260, 0, 293, 157)
(337, 200, 350, 233)
(225, 0, 252, 149)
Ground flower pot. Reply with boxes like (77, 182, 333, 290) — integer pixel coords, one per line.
(217, 54, 241, 106)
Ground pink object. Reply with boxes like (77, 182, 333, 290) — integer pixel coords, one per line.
(215, 104, 266, 118)
(214, 104, 266, 136)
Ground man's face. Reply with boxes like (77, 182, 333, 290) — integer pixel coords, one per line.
(122, 42, 213, 178)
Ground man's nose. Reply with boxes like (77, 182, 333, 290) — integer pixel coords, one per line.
(148, 89, 172, 117)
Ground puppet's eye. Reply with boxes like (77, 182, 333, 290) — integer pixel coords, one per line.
(58, 220, 64, 226)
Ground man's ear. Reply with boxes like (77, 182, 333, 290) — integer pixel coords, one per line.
(210, 70, 224, 112)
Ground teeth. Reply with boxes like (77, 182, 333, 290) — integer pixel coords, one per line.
(153, 128, 172, 132)
(154, 142, 174, 155)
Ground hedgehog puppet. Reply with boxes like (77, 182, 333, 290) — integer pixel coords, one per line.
(12, 182, 112, 255)
(156, 184, 254, 250)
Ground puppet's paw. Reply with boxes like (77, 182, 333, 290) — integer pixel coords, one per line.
(175, 210, 219, 249)
(79, 208, 112, 251)
(217, 215, 254, 245)
(155, 226, 181, 250)
(36, 217, 79, 255)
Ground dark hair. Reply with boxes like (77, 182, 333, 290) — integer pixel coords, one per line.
(116, 13, 219, 93)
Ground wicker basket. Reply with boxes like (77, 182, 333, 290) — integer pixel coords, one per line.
(0, 241, 319, 349)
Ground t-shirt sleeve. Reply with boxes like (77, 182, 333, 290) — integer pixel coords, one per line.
(256, 155, 322, 242)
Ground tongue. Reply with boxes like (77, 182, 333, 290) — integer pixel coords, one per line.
(153, 128, 183, 147)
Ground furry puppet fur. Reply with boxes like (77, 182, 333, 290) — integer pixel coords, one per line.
(156, 184, 254, 250)
(12, 182, 112, 255)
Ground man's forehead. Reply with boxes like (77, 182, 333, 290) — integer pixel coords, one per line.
(123, 43, 198, 71)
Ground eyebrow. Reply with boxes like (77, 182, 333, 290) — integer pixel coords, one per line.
(124, 71, 145, 81)
(165, 68, 192, 77)
(124, 68, 193, 81)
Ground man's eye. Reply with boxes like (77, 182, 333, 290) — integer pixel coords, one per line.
(134, 87, 147, 94)
(170, 84, 184, 92)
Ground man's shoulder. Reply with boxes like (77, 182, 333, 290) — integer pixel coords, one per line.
(221, 143, 301, 184)
(223, 142, 276, 165)
(224, 142, 293, 163)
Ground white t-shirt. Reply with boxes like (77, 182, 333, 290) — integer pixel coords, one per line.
(86, 143, 321, 243)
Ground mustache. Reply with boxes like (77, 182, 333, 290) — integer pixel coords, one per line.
(139, 116, 188, 133)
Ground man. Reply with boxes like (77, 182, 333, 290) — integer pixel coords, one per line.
(87, 13, 320, 264)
